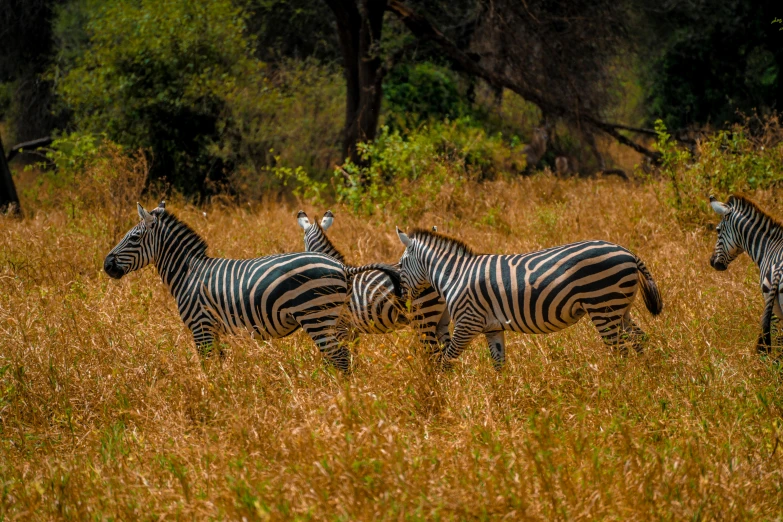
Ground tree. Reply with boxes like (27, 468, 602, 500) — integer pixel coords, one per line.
(639, 0, 783, 129)
(324, 0, 660, 167)
(323, 0, 389, 164)
(386, 0, 660, 162)
(0, 136, 21, 215)
(0, 0, 66, 143)
(53, 0, 262, 194)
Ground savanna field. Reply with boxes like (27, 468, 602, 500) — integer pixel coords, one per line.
(2, 175, 783, 520)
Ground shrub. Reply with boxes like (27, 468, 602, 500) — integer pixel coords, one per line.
(25, 132, 148, 241)
(324, 118, 526, 218)
(383, 62, 468, 130)
(652, 116, 783, 224)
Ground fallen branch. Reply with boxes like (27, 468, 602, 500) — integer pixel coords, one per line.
(6, 136, 53, 162)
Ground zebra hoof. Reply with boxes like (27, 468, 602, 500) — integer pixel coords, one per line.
(756, 338, 773, 354)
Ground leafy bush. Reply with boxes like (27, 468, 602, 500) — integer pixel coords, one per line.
(324, 118, 526, 217)
(52, 0, 260, 194)
(24, 132, 148, 240)
(652, 116, 783, 223)
(383, 62, 468, 130)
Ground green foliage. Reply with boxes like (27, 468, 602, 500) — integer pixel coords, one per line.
(383, 62, 468, 130)
(322, 118, 526, 217)
(24, 132, 148, 239)
(641, 0, 782, 129)
(217, 60, 344, 200)
(52, 0, 261, 194)
(652, 118, 783, 223)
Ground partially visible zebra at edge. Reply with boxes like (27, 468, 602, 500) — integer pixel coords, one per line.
(297, 210, 451, 353)
(396, 228, 663, 369)
(709, 194, 783, 354)
(103, 201, 401, 372)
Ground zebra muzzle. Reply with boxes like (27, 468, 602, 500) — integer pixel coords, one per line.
(103, 255, 125, 279)
(709, 254, 727, 271)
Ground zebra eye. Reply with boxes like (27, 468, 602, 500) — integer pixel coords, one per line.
(129, 232, 142, 243)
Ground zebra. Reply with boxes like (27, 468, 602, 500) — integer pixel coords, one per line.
(297, 210, 451, 352)
(103, 201, 401, 372)
(709, 194, 783, 353)
(395, 228, 663, 369)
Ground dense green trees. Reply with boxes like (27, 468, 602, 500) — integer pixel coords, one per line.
(0, 0, 780, 200)
(640, 0, 783, 129)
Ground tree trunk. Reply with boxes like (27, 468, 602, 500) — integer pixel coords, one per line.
(325, 0, 387, 165)
(0, 136, 22, 216)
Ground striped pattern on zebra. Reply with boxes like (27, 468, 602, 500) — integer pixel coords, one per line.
(103, 201, 400, 372)
(709, 194, 783, 352)
(297, 210, 451, 351)
(396, 228, 663, 368)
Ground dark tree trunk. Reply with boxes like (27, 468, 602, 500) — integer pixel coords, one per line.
(0, 136, 22, 216)
(325, 0, 388, 165)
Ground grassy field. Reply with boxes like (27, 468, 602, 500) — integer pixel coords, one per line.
(2, 176, 783, 520)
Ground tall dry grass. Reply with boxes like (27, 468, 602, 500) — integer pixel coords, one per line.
(1, 175, 783, 520)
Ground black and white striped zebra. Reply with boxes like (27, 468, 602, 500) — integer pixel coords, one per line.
(709, 194, 783, 352)
(396, 228, 663, 368)
(103, 201, 400, 371)
(297, 210, 451, 351)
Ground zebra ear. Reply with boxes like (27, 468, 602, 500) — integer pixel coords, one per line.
(321, 210, 334, 231)
(137, 203, 156, 227)
(709, 196, 730, 216)
(297, 210, 311, 230)
(397, 227, 411, 247)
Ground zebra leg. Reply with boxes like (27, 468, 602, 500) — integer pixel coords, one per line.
(436, 308, 452, 351)
(587, 308, 630, 355)
(620, 312, 647, 354)
(192, 328, 220, 358)
(298, 310, 353, 374)
(485, 330, 506, 370)
(440, 313, 484, 368)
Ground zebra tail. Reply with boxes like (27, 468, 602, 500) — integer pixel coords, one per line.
(344, 263, 403, 299)
(757, 272, 780, 353)
(635, 257, 663, 316)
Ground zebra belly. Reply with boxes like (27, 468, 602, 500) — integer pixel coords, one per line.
(486, 302, 586, 334)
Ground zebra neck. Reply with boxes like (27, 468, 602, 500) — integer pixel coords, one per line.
(739, 213, 783, 270)
(420, 247, 468, 296)
(153, 224, 208, 292)
(306, 228, 345, 263)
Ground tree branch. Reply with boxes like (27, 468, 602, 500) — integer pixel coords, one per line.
(386, 0, 662, 163)
(5, 136, 53, 162)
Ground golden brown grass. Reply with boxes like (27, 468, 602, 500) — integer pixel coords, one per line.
(2, 176, 783, 520)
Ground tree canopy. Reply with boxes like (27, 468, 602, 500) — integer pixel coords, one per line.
(0, 0, 780, 200)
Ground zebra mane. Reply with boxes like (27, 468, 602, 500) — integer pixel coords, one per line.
(409, 228, 476, 256)
(310, 221, 347, 264)
(728, 195, 783, 231)
(154, 209, 209, 256)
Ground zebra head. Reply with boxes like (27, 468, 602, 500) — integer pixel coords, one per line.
(297, 210, 345, 262)
(396, 227, 428, 295)
(297, 210, 333, 249)
(709, 195, 743, 271)
(104, 202, 164, 279)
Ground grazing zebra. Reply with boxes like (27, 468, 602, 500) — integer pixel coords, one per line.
(396, 228, 663, 368)
(709, 194, 783, 352)
(103, 201, 400, 372)
(297, 210, 451, 351)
